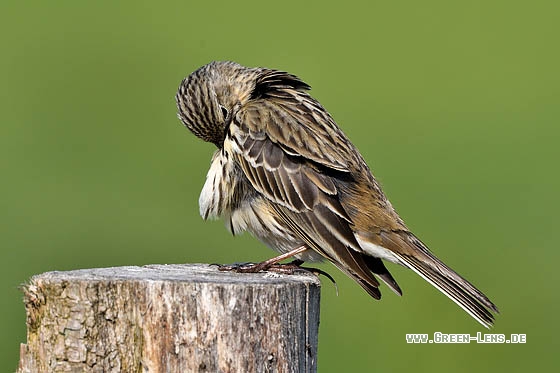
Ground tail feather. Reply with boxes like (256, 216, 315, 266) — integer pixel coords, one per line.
(395, 252, 498, 328)
(373, 230, 499, 327)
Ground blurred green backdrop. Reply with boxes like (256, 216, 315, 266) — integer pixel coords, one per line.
(1, 0, 558, 371)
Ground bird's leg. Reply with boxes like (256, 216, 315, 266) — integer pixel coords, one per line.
(217, 245, 308, 273)
(216, 246, 339, 293)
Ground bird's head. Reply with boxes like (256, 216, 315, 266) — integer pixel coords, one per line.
(175, 61, 255, 147)
(175, 61, 310, 148)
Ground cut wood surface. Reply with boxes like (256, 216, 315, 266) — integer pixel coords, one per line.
(17, 264, 321, 373)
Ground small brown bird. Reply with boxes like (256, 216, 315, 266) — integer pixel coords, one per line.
(175, 61, 498, 327)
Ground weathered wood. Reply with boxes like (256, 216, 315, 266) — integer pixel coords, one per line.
(17, 264, 321, 373)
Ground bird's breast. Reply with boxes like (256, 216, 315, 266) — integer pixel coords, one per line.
(199, 148, 240, 220)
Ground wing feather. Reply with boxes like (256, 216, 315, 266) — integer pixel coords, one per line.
(238, 97, 354, 172)
(227, 97, 398, 298)
(272, 204, 383, 299)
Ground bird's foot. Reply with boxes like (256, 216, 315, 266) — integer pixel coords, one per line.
(213, 260, 338, 294)
(215, 259, 304, 274)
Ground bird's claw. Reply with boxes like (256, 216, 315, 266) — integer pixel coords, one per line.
(298, 266, 339, 296)
(216, 262, 300, 273)
(211, 261, 339, 295)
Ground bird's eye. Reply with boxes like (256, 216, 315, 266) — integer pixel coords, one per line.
(220, 105, 229, 119)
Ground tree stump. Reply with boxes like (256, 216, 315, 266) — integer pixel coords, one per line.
(17, 264, 321, 373)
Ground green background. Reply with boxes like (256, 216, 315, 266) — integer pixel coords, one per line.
(1, 0, 557, 371)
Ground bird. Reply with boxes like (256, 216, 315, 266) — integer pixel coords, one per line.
(175, 61, 499, 328)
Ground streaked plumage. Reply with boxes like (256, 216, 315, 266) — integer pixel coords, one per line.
(176, 61, 499, 327)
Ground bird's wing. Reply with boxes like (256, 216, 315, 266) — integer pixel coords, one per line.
(230, 100, 346, 211)
(245, 70, 356, 172)
(226, 94, 399, 298)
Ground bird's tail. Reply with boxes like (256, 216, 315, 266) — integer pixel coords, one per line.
(391, 235, 499, 328)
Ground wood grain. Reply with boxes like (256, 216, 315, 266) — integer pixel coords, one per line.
(17, 264, 321, 373)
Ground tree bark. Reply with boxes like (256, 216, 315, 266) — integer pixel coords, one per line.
(17, 264, 321, 373)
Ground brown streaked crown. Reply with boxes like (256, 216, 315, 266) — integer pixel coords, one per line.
(175, 61, 311, 148)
